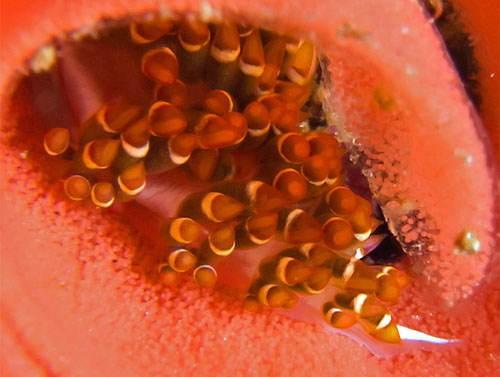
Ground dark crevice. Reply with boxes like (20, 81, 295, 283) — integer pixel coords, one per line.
(362, 221, 406, 265)
(421, 0, 481, 109)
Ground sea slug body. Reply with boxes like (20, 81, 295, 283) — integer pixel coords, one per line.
(38, 16, 461, 355)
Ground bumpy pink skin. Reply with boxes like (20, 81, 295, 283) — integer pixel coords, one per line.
(1, 0, 498, 376)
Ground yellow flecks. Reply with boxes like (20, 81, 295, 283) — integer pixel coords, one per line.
(69, 21, 102, 40)
(30, 45, 56, 73)
(337, 23, 369, 41)
(314, 86, 327, 106)
(454, 230, 481, 255)
(400, 199, 416, 214)
(373, 87, 395, 111)
(454, 149, 473, 166)
(405, 64, 417, 77)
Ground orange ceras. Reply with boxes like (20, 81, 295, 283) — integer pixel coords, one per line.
(0, 1, 498, 377)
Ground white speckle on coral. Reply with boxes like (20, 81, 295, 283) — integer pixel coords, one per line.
(30, 45, 56, 73)
(401, 25, 410, 34)
(69, 21, 101, 40)
(405, 64, 417, 77)
(454, 149, 473, 166)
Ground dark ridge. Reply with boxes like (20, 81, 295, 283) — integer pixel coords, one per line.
(362, 221, 406, 265)
(303, 100, 328, 130)
(341, 154, 374, 201)
(302, 57, 328, 130)
(421, 0, 481, 109)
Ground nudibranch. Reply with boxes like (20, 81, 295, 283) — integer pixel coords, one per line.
(0, 0, 498, 375)
(36, 14, 467, 353)
(40, 16, 424, 348)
